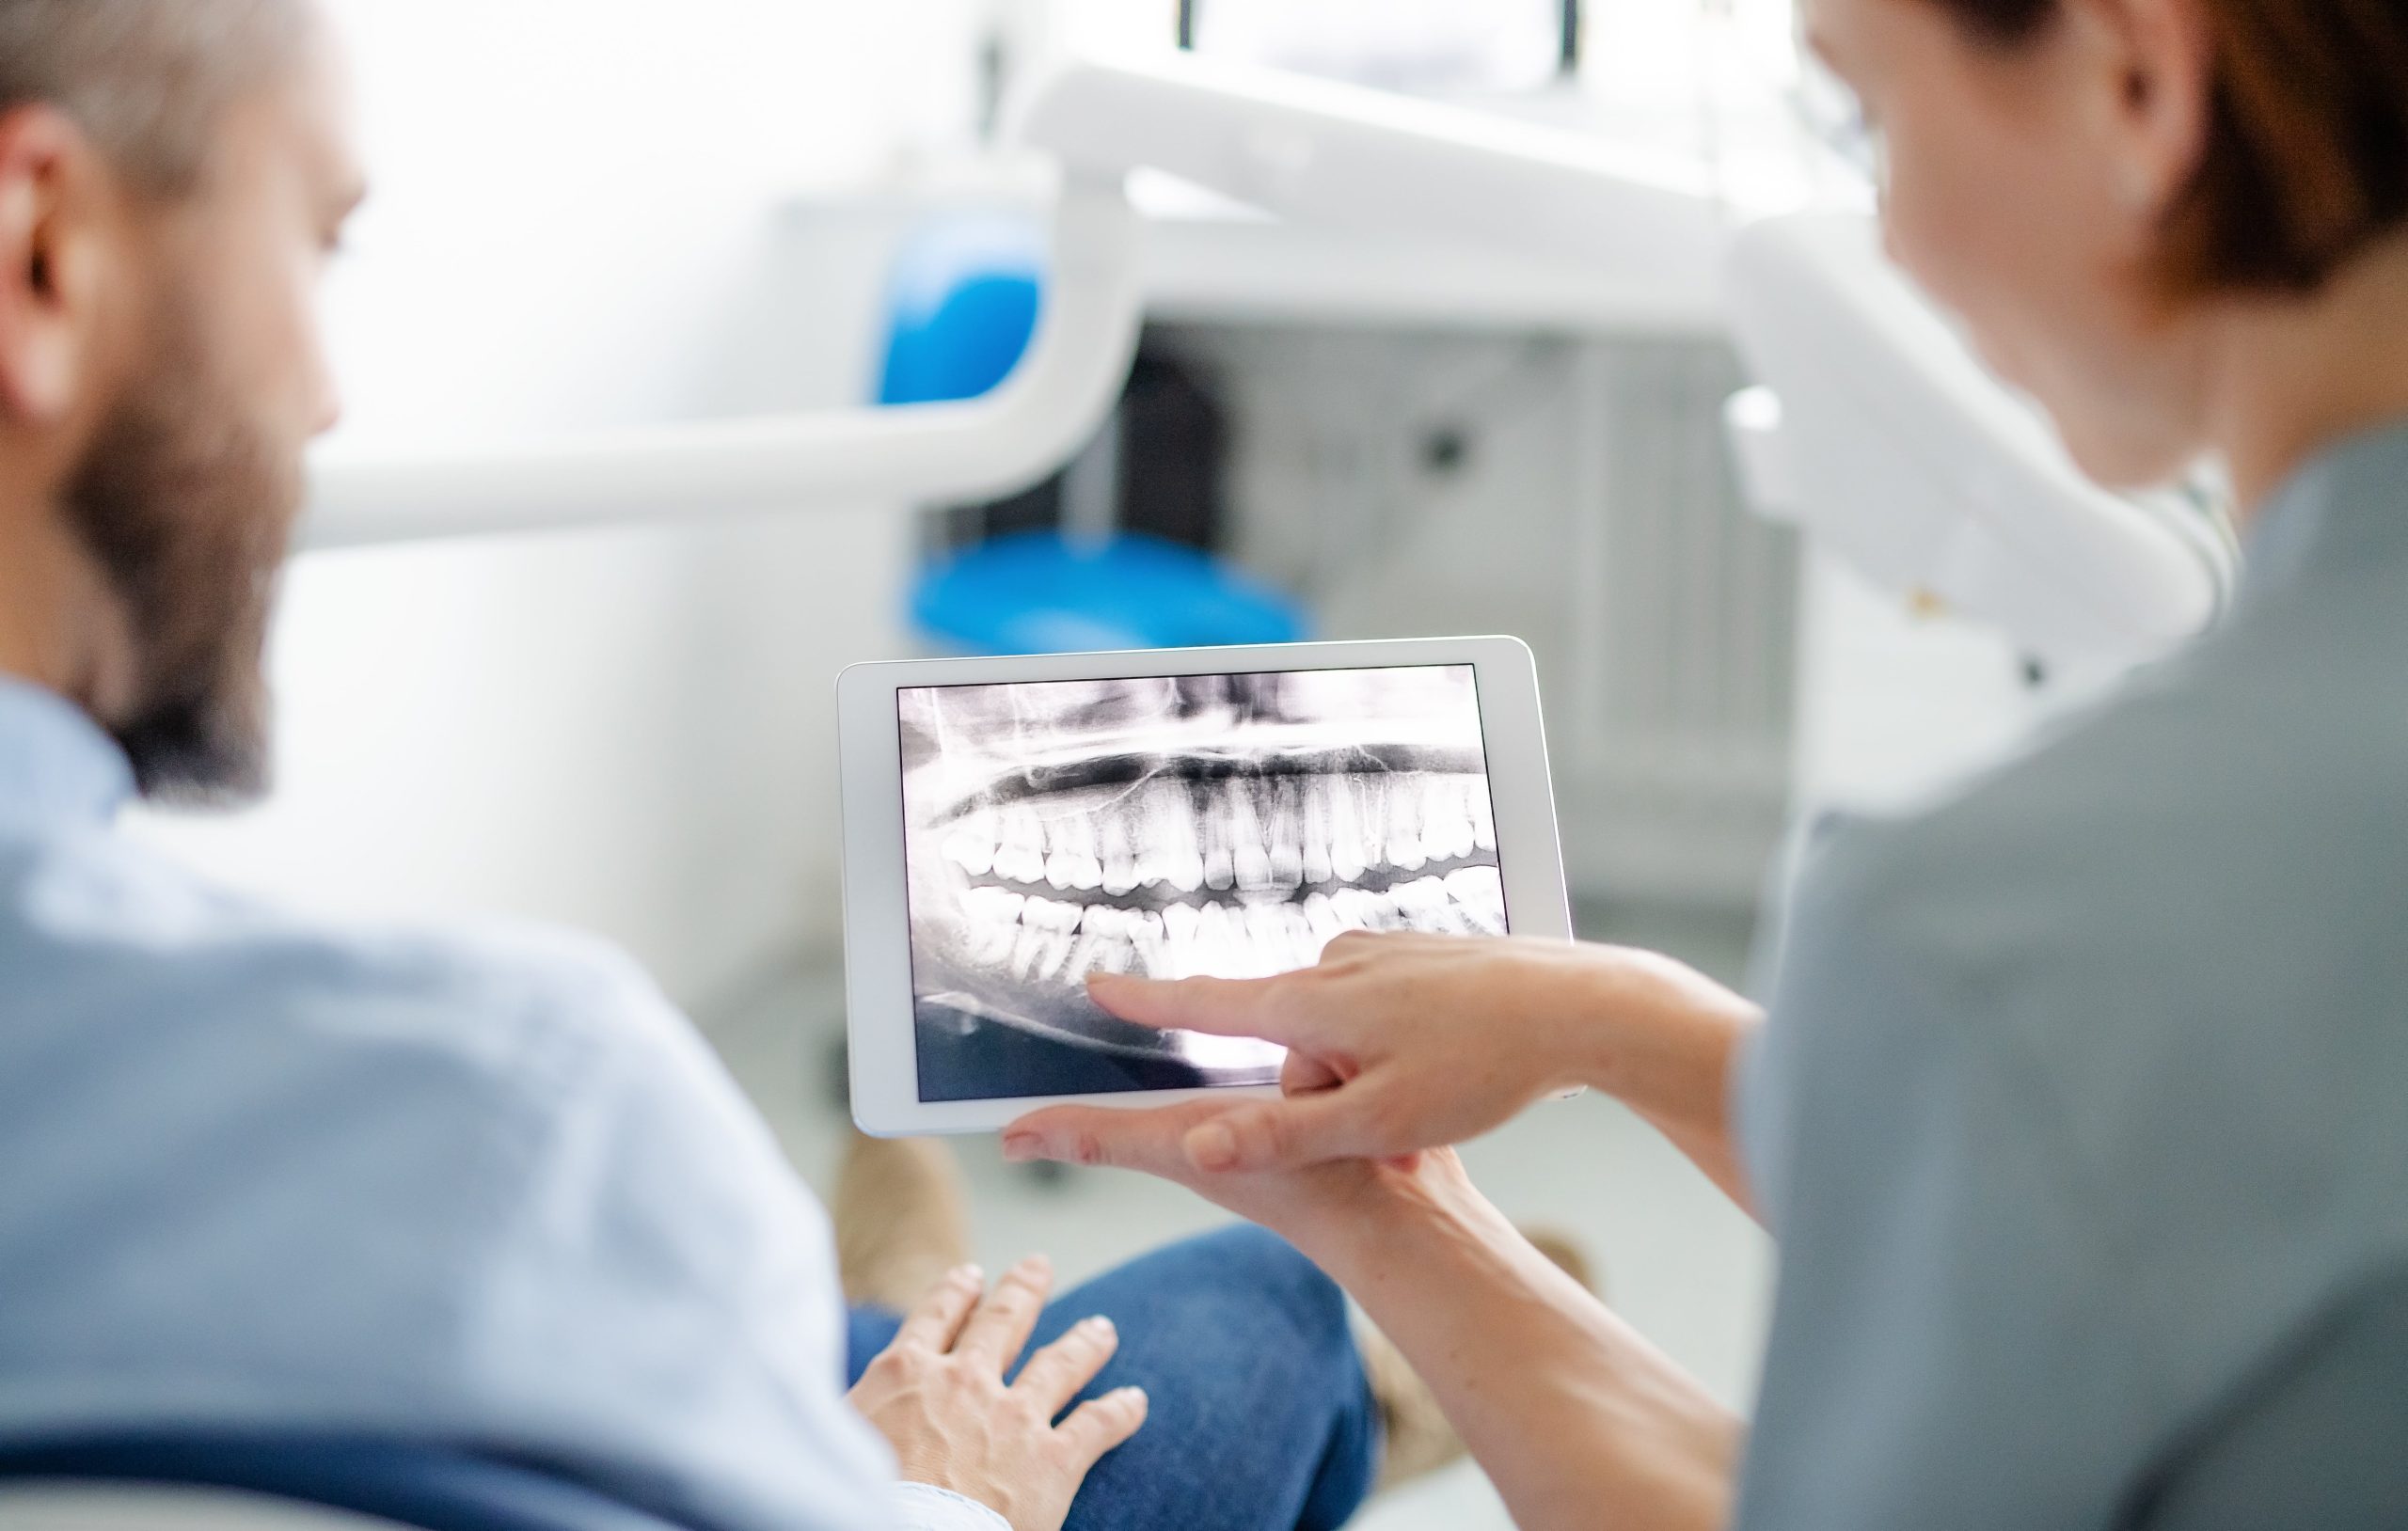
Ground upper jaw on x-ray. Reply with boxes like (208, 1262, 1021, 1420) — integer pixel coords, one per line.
(900, 669, 1508, 1072)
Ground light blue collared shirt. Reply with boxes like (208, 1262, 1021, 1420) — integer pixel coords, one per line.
(0, 679, 998, 1531)
(1738, 421, 2408, 1528)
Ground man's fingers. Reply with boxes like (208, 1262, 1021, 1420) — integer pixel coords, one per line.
(1179, 1091, 1385, 1174)
(1086, 971, 1302, 1043)
(1012, 1315, 1120, 1415)
(891, 1263, 984, 1352)
(1054, 1387, 1149, 1468)
(951, 1254, 1053, 1370)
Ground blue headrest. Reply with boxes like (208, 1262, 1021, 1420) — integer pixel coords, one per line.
(878, 214, 1046, 407)
(0, 1435, 698, 1531)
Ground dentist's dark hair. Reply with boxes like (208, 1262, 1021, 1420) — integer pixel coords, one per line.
(1927, 0, 2408, 297)
(0, 0, 309, 197)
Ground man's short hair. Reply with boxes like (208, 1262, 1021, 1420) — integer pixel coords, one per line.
(0, 0, 309, 196)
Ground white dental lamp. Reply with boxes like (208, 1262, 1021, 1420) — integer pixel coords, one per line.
(1721, 213, 2232, 671)
(303, 50, 2234, 673)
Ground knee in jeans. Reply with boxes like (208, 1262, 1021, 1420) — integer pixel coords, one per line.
(1205, 1224, 1353, 1358)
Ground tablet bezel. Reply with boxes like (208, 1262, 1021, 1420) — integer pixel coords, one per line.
(838, 635, 1572, 1136)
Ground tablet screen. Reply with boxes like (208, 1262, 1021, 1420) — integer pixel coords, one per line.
(897, 665, 1508, 1102)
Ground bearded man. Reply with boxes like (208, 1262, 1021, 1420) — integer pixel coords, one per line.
(0, 7, 1465, 1528)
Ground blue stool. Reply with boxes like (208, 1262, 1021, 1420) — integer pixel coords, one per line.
(877, 216, 1307, 655)
(911, 528, 1302, 655)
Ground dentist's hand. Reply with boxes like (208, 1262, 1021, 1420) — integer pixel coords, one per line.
(1005, 1093, 1447, 1255)
(1002, 1075, 1748, 1531)
(848, 1256, 1148, 1531)
(1064, 933, 1763, 1202)
(1004, 1088, 1494, 1285)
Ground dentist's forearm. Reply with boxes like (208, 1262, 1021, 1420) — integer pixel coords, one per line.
(1315, 1162, 1741, 1531)
(1544, 947, 1762, 1212)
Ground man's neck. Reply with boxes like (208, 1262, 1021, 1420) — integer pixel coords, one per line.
(0, 499, 138, 724)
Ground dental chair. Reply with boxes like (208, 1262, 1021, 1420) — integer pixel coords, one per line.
(0, 1435, 696, 1531)
(877, 213, 1307, 657)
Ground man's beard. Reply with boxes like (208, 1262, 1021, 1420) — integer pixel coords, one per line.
(61, 299, 302, 808)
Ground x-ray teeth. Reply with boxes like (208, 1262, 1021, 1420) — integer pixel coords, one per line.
(1101, 815, 1138, 897)
(900, 666, 1512, 1101)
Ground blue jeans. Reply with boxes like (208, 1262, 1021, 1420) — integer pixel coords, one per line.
(848, 1225, 1380, 1531)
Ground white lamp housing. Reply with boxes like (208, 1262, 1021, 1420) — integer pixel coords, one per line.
(1724, 212, 2233, 669)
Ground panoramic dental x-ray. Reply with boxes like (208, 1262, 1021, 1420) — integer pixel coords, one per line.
(900, 666, 1509, 1101)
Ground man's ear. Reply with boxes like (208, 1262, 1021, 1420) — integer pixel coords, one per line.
(0, 104, 115, 428)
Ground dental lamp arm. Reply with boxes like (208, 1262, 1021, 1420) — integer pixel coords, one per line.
(299, 175, 1142, 551)
(299, 52, 1720, 550)
(1010, 53, 1722, 295)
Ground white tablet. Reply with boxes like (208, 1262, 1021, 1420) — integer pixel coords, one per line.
(838, 636, 1572, 1136)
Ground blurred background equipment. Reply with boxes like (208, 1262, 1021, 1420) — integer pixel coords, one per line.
(874, 213, 1306, 655)
(1178, 0, 1578, 94)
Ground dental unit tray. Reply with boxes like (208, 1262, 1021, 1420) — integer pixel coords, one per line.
(839, 637, 1573, 1136)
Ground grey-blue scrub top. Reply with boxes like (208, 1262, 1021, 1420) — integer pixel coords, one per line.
(1735, 420, 2408, 1529)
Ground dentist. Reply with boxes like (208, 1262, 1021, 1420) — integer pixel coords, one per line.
(1009, 0, 2408, 1525)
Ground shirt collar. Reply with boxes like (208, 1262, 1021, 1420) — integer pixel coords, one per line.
(2241, 418, 2408, 605)
(0, 675, 136, 829)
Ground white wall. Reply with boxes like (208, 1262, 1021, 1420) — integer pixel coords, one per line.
(131, 0, 992, 1011)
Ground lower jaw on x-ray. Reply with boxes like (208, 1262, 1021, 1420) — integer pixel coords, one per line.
(898, 666, 1509, 1103)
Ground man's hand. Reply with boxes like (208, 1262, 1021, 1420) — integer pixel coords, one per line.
(848, 1257, 1148, 1531)
(1028, 933, 1760, 1198)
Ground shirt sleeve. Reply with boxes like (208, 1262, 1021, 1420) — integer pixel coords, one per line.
(1731, 836, 2147, 1531)
(438, 931, 910, 1531)
(891, 1484, 1011, 1531)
